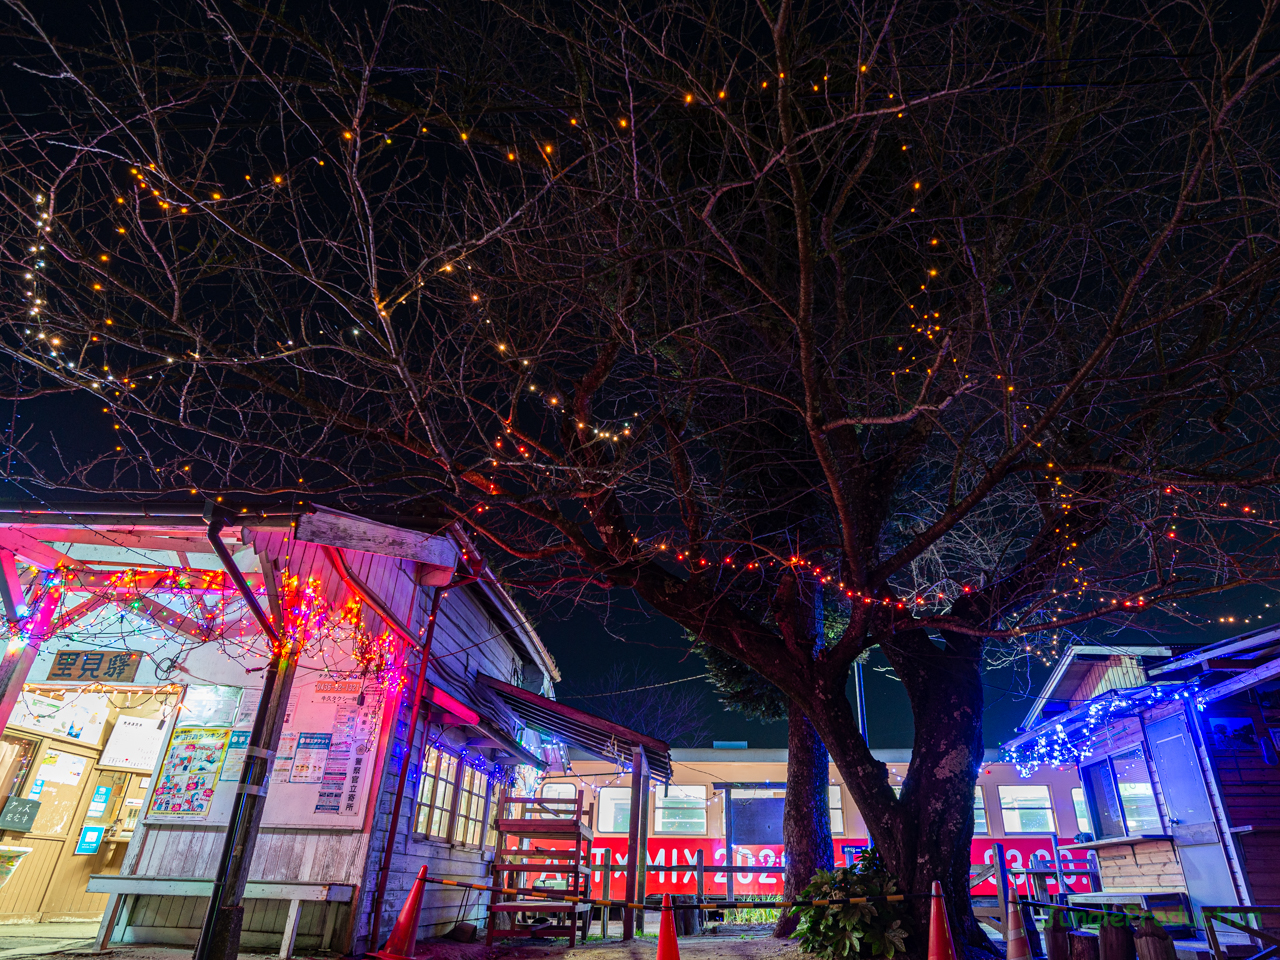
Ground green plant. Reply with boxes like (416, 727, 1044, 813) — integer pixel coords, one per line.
(794, 848, 910, 958)
(725, 894, 783, 924)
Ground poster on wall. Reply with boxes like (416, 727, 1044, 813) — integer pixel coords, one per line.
(271, 732, 299, 784)
(261, 679, 385, 826)
(219, 731, 252, 782)
(314, 683, 384, 815)
(100, 716, 168, 771)
(9, 692, 110, 744)
(30, 750, 87, 796)
(289, 733, 331, 783)
(177, 686, 242, 728)
(147, 727, 231, 818)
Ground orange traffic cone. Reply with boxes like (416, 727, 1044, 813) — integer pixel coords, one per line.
(657, 894, 681, 960)
(1005, 885, 1032, 960)
(373, 865, 428, 960)
(928, 881, 958, 960)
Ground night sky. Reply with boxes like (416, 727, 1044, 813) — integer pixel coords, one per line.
(534, 592, 1280, 752)
(8, 337, 1278, 754)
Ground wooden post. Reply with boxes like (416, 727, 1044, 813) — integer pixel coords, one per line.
(1134, 914, 1177, 960)
(1046, 908, 1073, 960)
(992, 842, 1009, 935)
(598, 867, 611, 940)
(1099, 908, 1136, 960)
(1070, 931, 1101, 960)
(194, 523, 298, 960)
(1024, 894, 1046, 958)
(622, 745, 650, 941)
(696, 849, 704, 903)
(725, 787, 735, 906)
(279, 900, 302, 959)
(1051, 837, 1068, 904)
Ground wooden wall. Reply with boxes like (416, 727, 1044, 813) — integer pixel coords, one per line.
(102, 526, 549, 953)
(128, 825, 370, 885)
(350, 579, 536, 953)
(1202, 696, 1280, 920)
(1092, 839, 1186, 893)
(120, 896, 342, 950)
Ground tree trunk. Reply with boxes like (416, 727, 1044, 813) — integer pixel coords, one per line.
(775, 700, 834, 938)
(803, 629, 996, 960)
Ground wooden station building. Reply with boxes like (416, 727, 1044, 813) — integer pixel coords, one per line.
(0, 502, 563, 955)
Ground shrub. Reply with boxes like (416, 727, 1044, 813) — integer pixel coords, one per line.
(793, 847, 910, 958)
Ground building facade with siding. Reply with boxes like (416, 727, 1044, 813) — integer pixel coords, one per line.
(1005, 633, 1280, 929)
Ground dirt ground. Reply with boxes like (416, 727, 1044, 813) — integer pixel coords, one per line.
(0, 928, 798, 960)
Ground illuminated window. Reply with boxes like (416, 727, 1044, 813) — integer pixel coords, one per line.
(973, 787, 988, 835)
(1071, 788, 1091, 835)
(414, 746, 459, 840)
(1112, 748, 1161, 832)
(998, 785, 1055, 834)
(655, 785, 706, 834)
(1081, 747, 1161, 839)
(829, 787, 845, 835)
(598, 787, 632, 833)
(452, 766, 489, 847)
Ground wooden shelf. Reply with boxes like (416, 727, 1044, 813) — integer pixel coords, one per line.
(496, 819, 594, 842)
(494, 862, 590, 875)
(1060, 835, 1173, 850)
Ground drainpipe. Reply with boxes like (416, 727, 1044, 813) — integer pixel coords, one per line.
(194, 505, 300, 960)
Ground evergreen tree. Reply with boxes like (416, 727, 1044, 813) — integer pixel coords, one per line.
(699, 641, 834, 938)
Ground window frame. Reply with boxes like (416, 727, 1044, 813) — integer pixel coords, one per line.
(973, 786, 988, 835)
(654, 784, 708, 836)
(414, 745, 461, 841)
(451, 764, 490, 848)
(597, 786, 633, 834)
(996, 784, 1056, 835)
(1080, 746, 1162, 840)
(829, 785, 845, 836)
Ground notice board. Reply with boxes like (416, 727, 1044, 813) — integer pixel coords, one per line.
(142, 678, 387, 828)
(261, 678, 386, 827)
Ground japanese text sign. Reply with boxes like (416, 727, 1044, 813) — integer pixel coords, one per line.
(47, 650, 141, 683)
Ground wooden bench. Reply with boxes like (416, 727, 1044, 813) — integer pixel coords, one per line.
(86, 874, 354, 958)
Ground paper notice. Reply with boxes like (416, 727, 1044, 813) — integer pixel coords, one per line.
(271, 732, 299, 783)
(289, 733, 330, 783)
(147, 727, 231, 818)
(219, 730, 252, 781)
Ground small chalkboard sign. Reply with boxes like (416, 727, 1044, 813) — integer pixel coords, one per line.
(0, 796, 41, 833)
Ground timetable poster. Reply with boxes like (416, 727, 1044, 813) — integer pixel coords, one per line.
(147, 727, 231, 818)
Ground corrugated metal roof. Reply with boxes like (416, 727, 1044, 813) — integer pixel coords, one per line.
(478, 674, 672, 782)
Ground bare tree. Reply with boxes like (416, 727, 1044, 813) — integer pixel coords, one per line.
(4, 0, 1280, 954)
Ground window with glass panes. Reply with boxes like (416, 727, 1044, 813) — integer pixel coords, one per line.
(1071, 788, 1091, 835)
(453, 766, 489, 847)
(1081, 747, 1161, 839)
(540, 782, 576, 817)
(655, 785, 706, 834)
(974, 787, 988, 834)
(997, 785, 1055, 833)
(598, 787, 632, 833)
(414, 745, 459, 840)
(829, 787, 845, 835)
